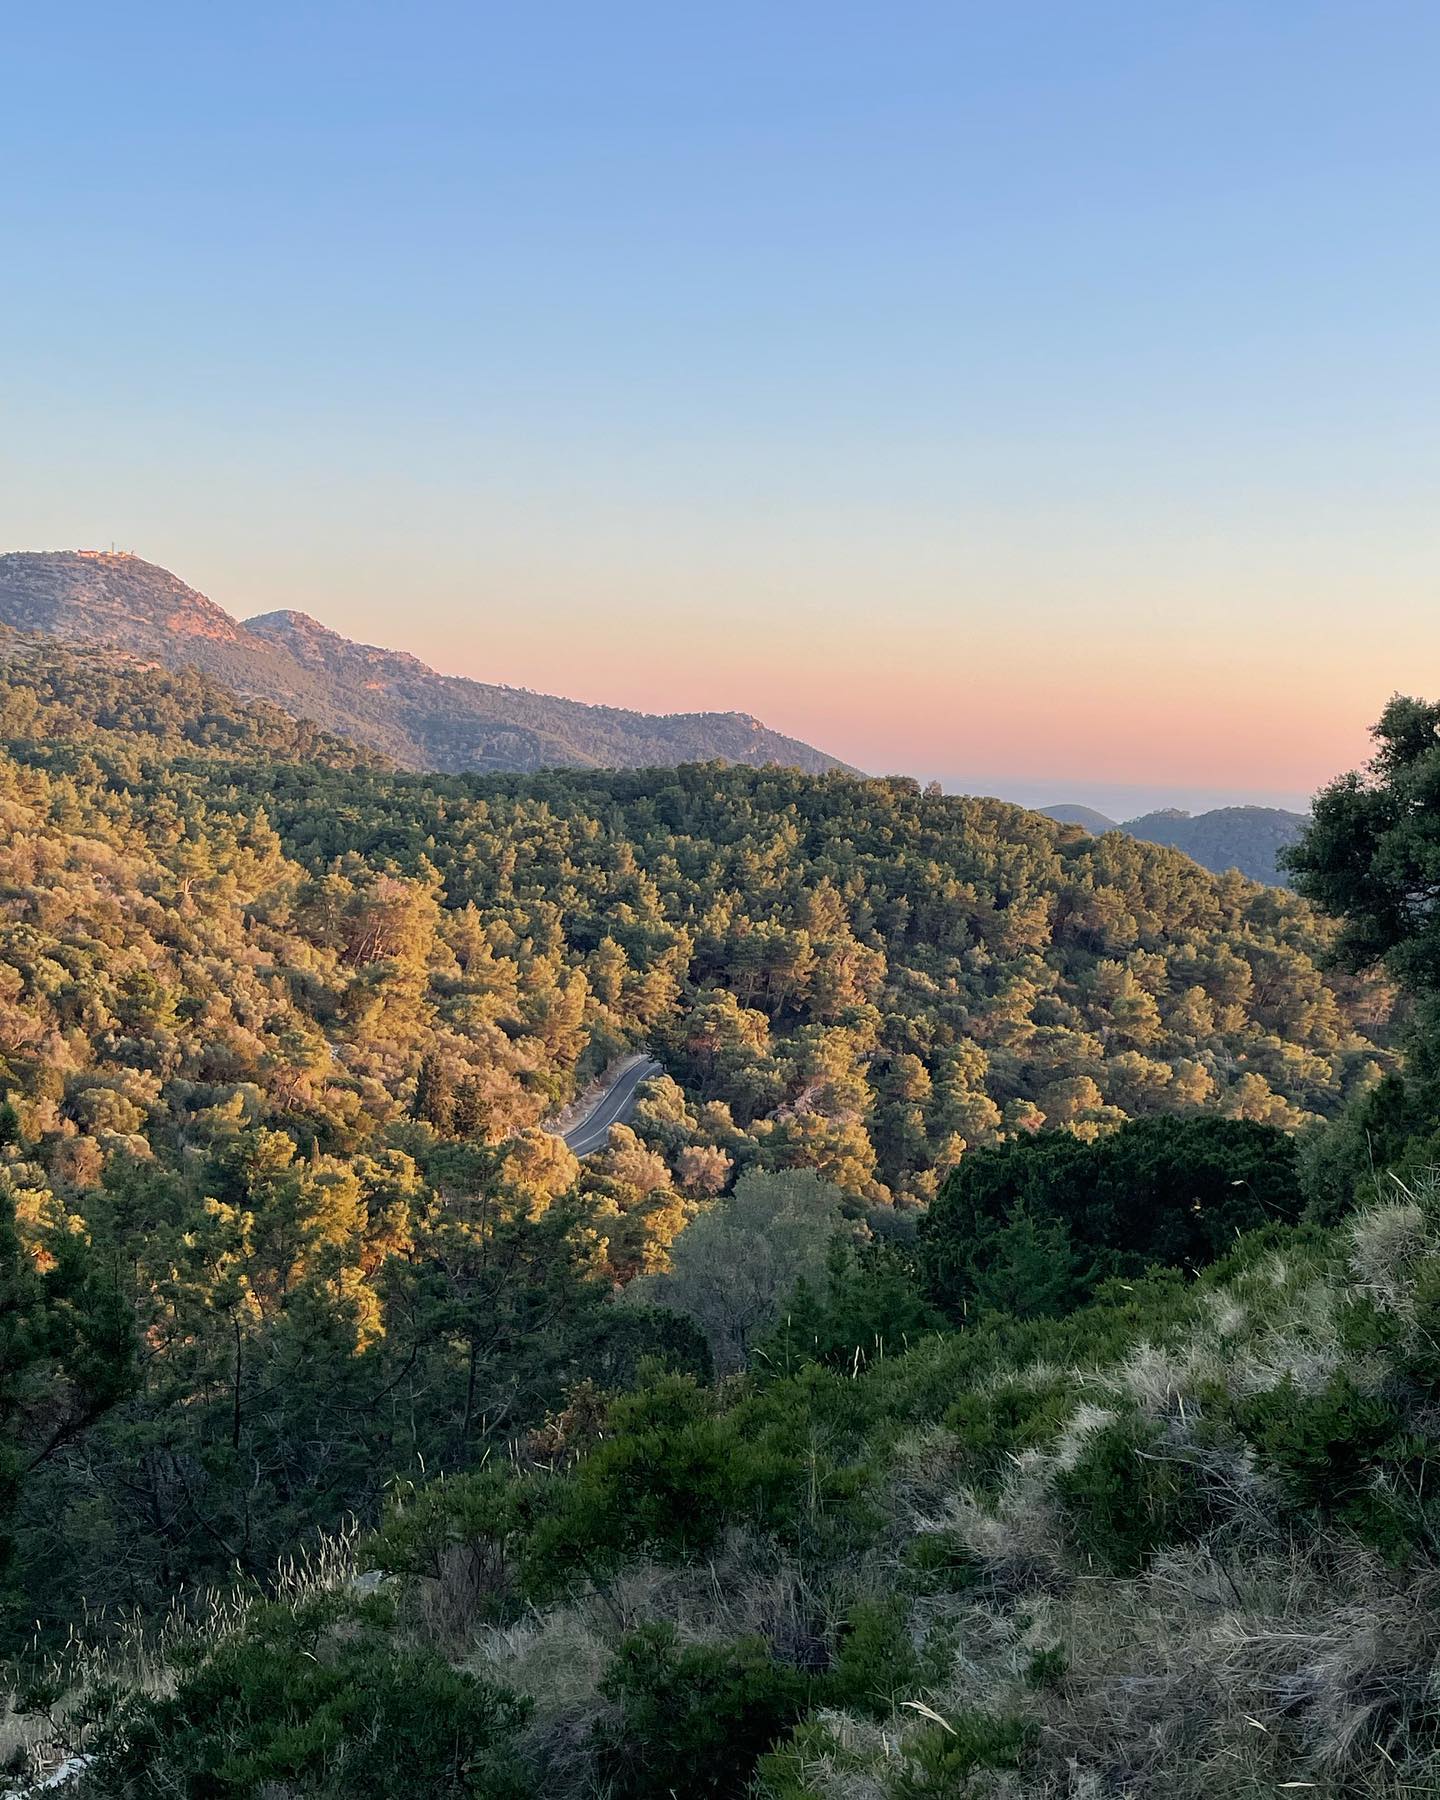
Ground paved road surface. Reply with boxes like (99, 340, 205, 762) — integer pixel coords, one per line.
(562, 1055, 664, 1156)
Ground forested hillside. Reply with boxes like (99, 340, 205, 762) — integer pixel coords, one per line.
(0, 652, 1427, 1799)
(0, 630, 384, 770)
(0, 553, 849, 775)
(210, 759, 1391, 1203)
(0, 634, 1393, 1211)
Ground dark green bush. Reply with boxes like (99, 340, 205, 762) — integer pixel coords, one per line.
(757, 1239, 945, 1377)
(903, 1529, 983, 1595)
(1025, 1644, 1068, 1687)
(945, 1373, 1079, 1486)
(826, 1600, 927, 1716)
(889, 1712, 1031, 1798)
(919, 1117, 1302, 1320)
(965, 1202, 1092, 1320)
(594, 1623, 811, 1799)
(1227, 1373, 1430, 1559)
(1053, 1413, 1213, 1575)
(363, 1466, 531, 1623)
(1298, 1069, 1439, 1224)
(761, 1707, 1030, 1798)
(578, 1302, 715, 1387)
(521, 1375, 739, 1593)
(522, 1371, 869, 1596)
(1406, 1256, 1440, 1389)
(83, 1596, 534, 1798)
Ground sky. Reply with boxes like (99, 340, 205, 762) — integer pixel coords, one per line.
(4, 2, 1438, 813)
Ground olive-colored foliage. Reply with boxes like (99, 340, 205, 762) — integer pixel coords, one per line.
(0, 632, 382, 770)
(2, 668, 1436, 1797)
(12, 1169, 630, 1632)
(0, 654, 1390, 1642)
(918, 1115, 1303, 1318)
(630, 1168, 856, 1373)
(210, 756, 1390, 1203)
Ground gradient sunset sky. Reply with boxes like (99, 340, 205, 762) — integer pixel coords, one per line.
(5, 2, 1438, 812)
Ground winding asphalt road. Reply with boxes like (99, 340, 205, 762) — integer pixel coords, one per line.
(561, 1054, 664, 1156)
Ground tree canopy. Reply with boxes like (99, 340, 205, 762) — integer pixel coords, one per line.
(1286, 693, 1440, 990)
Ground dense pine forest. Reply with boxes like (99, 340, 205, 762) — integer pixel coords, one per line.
(3, 636, 1440, 1796)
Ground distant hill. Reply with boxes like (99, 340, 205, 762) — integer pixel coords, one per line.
(0, 551, 852, 776)
(1039, 803, 1120, 833)
(1123, 805, 1309, 886)
(1042, 798, 1309, 885)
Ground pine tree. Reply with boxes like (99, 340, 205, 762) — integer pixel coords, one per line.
(411, 1052, 454, 1131)
(452, 1076, 486, 1139)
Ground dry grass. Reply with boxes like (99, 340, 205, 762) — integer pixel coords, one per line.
(0, 1525, 361, 1793)
(1028, 1538, 1440, 1798)
(762, 1536, 1440, 1800)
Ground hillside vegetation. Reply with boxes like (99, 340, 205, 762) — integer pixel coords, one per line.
(0, 660, 1431, 1798)
(220, 759, 1391, 1198)
(0, 552, 849, 775)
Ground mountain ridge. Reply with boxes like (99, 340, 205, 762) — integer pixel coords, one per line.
(0, 550, 853, 777)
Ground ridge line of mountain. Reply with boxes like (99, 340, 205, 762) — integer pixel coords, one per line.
(0, 550, 855, 778)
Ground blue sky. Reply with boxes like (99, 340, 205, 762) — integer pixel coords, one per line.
(4, 2, 1438, 808)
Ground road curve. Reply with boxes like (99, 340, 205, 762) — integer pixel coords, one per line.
(561, 1055, 664, 1156)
